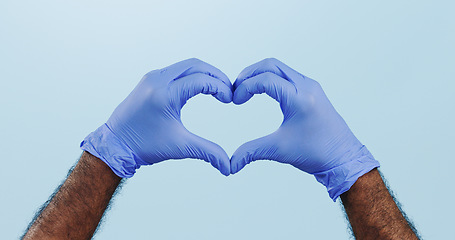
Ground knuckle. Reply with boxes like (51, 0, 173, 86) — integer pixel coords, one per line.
(191, 72, 206, 78)
(262, 71, 276, 80)
(301, 83, 323, 110)
(190, 58, 205, 65)
(261, 72, 277, 86)
(262, 57, 279, 63)
(309, 79, 323, 92)
(261, 58, 278, 68)
(308, 77, 321, 86)
(185, 58, 205, 66)
(187, 57, 201, 62)
(142, 69, 159, 80)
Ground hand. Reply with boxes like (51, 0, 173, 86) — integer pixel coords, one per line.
(230, 58, 380, 200)
(81, 58, 233, 177)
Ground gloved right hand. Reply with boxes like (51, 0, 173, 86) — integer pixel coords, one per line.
(81, 58, 233, 177)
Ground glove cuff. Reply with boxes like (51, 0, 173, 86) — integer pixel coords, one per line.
(80, 123, 141, 178)
(313, 146, 380, 202)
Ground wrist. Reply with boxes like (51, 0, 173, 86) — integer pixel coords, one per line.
(313, 146, 380, 201)
(80, 123, 142, 178)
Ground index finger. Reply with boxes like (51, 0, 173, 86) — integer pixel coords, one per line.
(234, 58, 303, 89)
(166, 58, 233, 91)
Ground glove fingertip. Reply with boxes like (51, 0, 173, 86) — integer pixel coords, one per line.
(214, 91, 233, 103)
(230, 155, 246, 174)
(221, 168, 230, 176)
(230, 164, 240, 174)
(202, 147, 231, 176)
(232, 93, 252, 105)
(221, 155, 231, 176)
(210, 155, 230, 176)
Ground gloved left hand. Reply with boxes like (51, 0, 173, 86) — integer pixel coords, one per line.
(230, 58, 380, 201)
(81, 58, 233, 177)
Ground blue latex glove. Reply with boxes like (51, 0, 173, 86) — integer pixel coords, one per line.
(230, 58, 380, 201)
(81, 58, 233, 177)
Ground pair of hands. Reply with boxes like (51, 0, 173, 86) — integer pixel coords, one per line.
(81, 58, 379, 201)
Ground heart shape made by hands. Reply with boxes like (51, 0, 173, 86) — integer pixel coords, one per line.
(81, 57, 380, 201)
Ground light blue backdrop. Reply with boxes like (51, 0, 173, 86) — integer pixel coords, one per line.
(1, 0, 454, 239)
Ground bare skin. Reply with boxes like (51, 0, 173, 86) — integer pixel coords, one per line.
(340, 168, 420, 239)
(22, 151, 121, 240)
(23, 154, 419, 239)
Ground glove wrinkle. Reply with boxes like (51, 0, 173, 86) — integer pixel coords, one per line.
(231, 58, 380, 201)
(81, 59, 232, 177)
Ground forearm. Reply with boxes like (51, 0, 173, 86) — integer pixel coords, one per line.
(23, 151, 122, 240)
(340, 168, 419, 239)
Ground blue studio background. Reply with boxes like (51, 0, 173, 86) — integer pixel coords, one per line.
(1, 0, 454, 239)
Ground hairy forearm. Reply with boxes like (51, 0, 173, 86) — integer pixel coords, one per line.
(340, 168, 419, 239)
(23, 151, 122, 240)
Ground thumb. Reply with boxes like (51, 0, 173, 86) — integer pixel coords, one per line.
(184, 132, 231, 176)
(230, 133, 279, 174)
